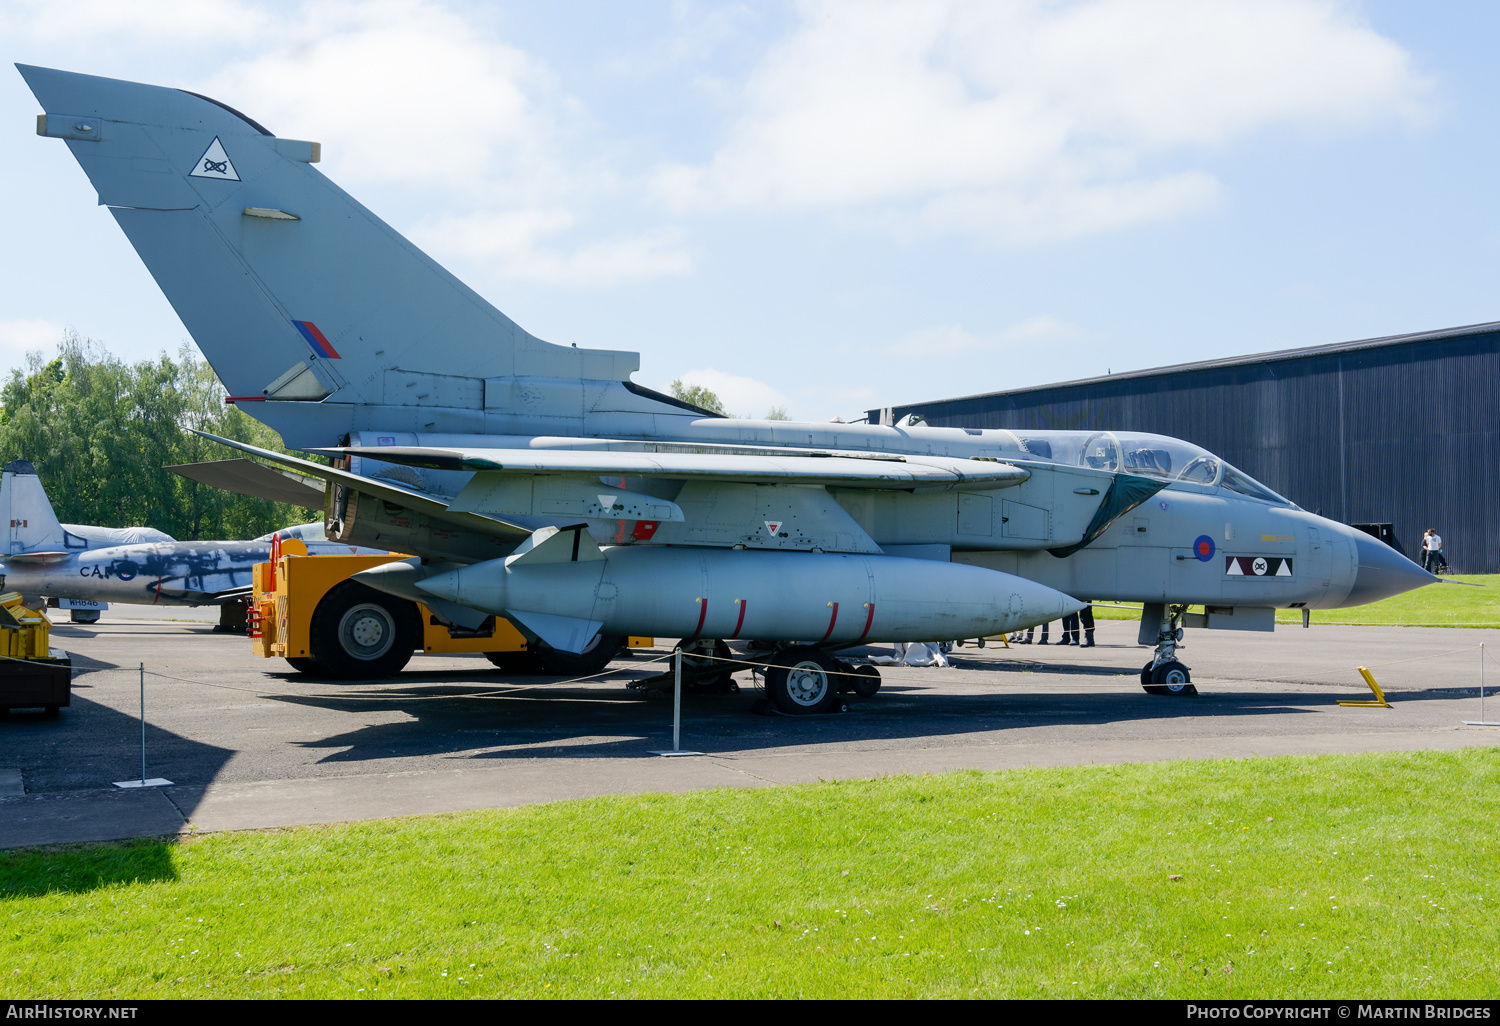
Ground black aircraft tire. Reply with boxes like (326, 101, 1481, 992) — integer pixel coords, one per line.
(1149, 660, 1197, 696)
(765, 647, 840, 715)
(1141, 661, 1160, 694)
(308, 580, 420, 680)
(284, 656, 323, 676)
(536, 633, 626, 678)
(676, 639, 736, 692)
(852, 664, 882, 697)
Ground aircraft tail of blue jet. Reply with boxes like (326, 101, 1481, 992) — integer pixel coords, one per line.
(17, 65, 698, 450)
(0, 460, 70, 556)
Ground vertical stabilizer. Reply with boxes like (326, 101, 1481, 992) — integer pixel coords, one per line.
(18, 64, 654, 448)
(0, 461, 69, 555)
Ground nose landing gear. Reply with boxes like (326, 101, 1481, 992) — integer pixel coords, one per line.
(1142, 603, 1196, 696)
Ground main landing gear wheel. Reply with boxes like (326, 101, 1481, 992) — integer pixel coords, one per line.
(308, 580, 420, 680)
(765, 647, 845, 715)
(1142, 660, 1196, 696)
(849, 664, 881, 697)
(535, 633, 626, 677)
(675, 639, 737, 693)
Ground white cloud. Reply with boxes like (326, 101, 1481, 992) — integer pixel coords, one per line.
(7, 0, 691, 287)
(892, 315, 1085, 355)
(202, 1, 565, 197)
(3, 0, 271, 48)
(653, 0, 1430, 243)
(668, 368, 792, 419)
(0, 319, 67, 371)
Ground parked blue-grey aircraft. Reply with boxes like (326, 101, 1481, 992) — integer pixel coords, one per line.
(17, 65, 1439, 707)
(0, 458, 367, 623)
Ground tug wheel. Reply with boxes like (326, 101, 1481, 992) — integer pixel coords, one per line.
(308, 580, 419, 680)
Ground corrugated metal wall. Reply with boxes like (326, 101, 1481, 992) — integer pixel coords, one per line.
(883, 327, 1500, 572)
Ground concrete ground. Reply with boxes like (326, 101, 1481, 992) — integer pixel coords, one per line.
(2, 614, 1497, 849)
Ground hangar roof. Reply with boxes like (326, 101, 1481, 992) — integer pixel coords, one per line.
(895, 318, 1500, 409)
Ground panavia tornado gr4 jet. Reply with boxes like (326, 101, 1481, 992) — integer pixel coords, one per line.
(17, 65, 1438, 708)
(0, 458, 367, 623)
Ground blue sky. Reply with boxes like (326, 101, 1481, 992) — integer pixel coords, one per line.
(2, 0, 1497, 421)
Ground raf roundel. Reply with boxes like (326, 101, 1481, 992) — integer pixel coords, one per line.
(1193, 535, 1215, 562)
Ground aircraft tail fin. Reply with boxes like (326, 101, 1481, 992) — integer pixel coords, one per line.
(18, 65, 657, 448)
(0, 460, 72, 556)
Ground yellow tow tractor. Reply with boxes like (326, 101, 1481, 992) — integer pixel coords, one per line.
(250, 537, 648, 679)
(0, 592, 72, 716)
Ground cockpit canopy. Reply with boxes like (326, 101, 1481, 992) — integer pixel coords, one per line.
(976, 429, 1293, 506)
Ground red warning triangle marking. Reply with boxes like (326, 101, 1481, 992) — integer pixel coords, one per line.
(764, 521, 782, 536)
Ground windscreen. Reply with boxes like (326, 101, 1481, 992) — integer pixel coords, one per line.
(991, 429, 1292, 505)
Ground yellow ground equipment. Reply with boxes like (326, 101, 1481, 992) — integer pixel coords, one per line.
(0, 591, 72, 716)
(250, 540, 647, 679)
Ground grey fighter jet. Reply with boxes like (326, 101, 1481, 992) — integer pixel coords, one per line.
(16, 66, 1436, 705)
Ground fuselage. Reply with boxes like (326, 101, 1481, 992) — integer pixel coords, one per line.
(340, 422, 1426, 614)
(0, 529, 379, 608)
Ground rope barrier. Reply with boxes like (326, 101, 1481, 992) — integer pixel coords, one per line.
(56, 637, 1497, 697)
(72, 650, 681, 702)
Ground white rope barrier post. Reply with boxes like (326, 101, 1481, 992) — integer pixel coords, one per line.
(1465, 642, 1499, 727)
(650, 646, 704, 757)
(114, 663, 173, 788)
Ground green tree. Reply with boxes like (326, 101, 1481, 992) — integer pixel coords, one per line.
(0, 333, 319, 540)
(667, 378, 727, 416)
(765, 405, 790, 421)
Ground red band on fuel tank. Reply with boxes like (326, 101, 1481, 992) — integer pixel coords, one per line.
(731, 599, 747, 639)
(855, 602, 876, 643)
(820, 602, 840, 642)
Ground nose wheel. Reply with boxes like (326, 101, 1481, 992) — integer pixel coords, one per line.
(1141, 603, 1197, 696)
(1142, 659, 1196, 696)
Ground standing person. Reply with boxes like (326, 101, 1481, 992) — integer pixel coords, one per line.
(1079, 602, 1096, 647)
(1061, 610, 1080, 645)
(1422, 529, 1441, 573)
(1021, 620, 1054, 644)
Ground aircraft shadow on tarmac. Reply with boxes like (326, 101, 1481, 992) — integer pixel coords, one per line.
(52, 622, 223, 643)
(259, 661, 1347, 767)
(2, 658, 235, 825)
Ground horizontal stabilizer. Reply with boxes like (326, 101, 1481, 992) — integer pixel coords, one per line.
(4, 551, 73, 565)
(167, 458, 325, 508)
(192, 431, 529, 543)
(504, 609, 604, 656)
(505, 525, 605, 568)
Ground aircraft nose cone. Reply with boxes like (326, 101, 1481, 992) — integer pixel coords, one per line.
(1336, 530, 1436, 607)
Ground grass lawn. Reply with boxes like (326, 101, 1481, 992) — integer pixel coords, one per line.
(1090, 574, 1500, 628)
(3, 748, 1497, 999)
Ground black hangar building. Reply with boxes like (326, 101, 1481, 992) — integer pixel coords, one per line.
(871, 320, 1500, 574)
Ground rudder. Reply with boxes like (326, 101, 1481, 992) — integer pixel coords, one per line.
(0, 460, 70, 556)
